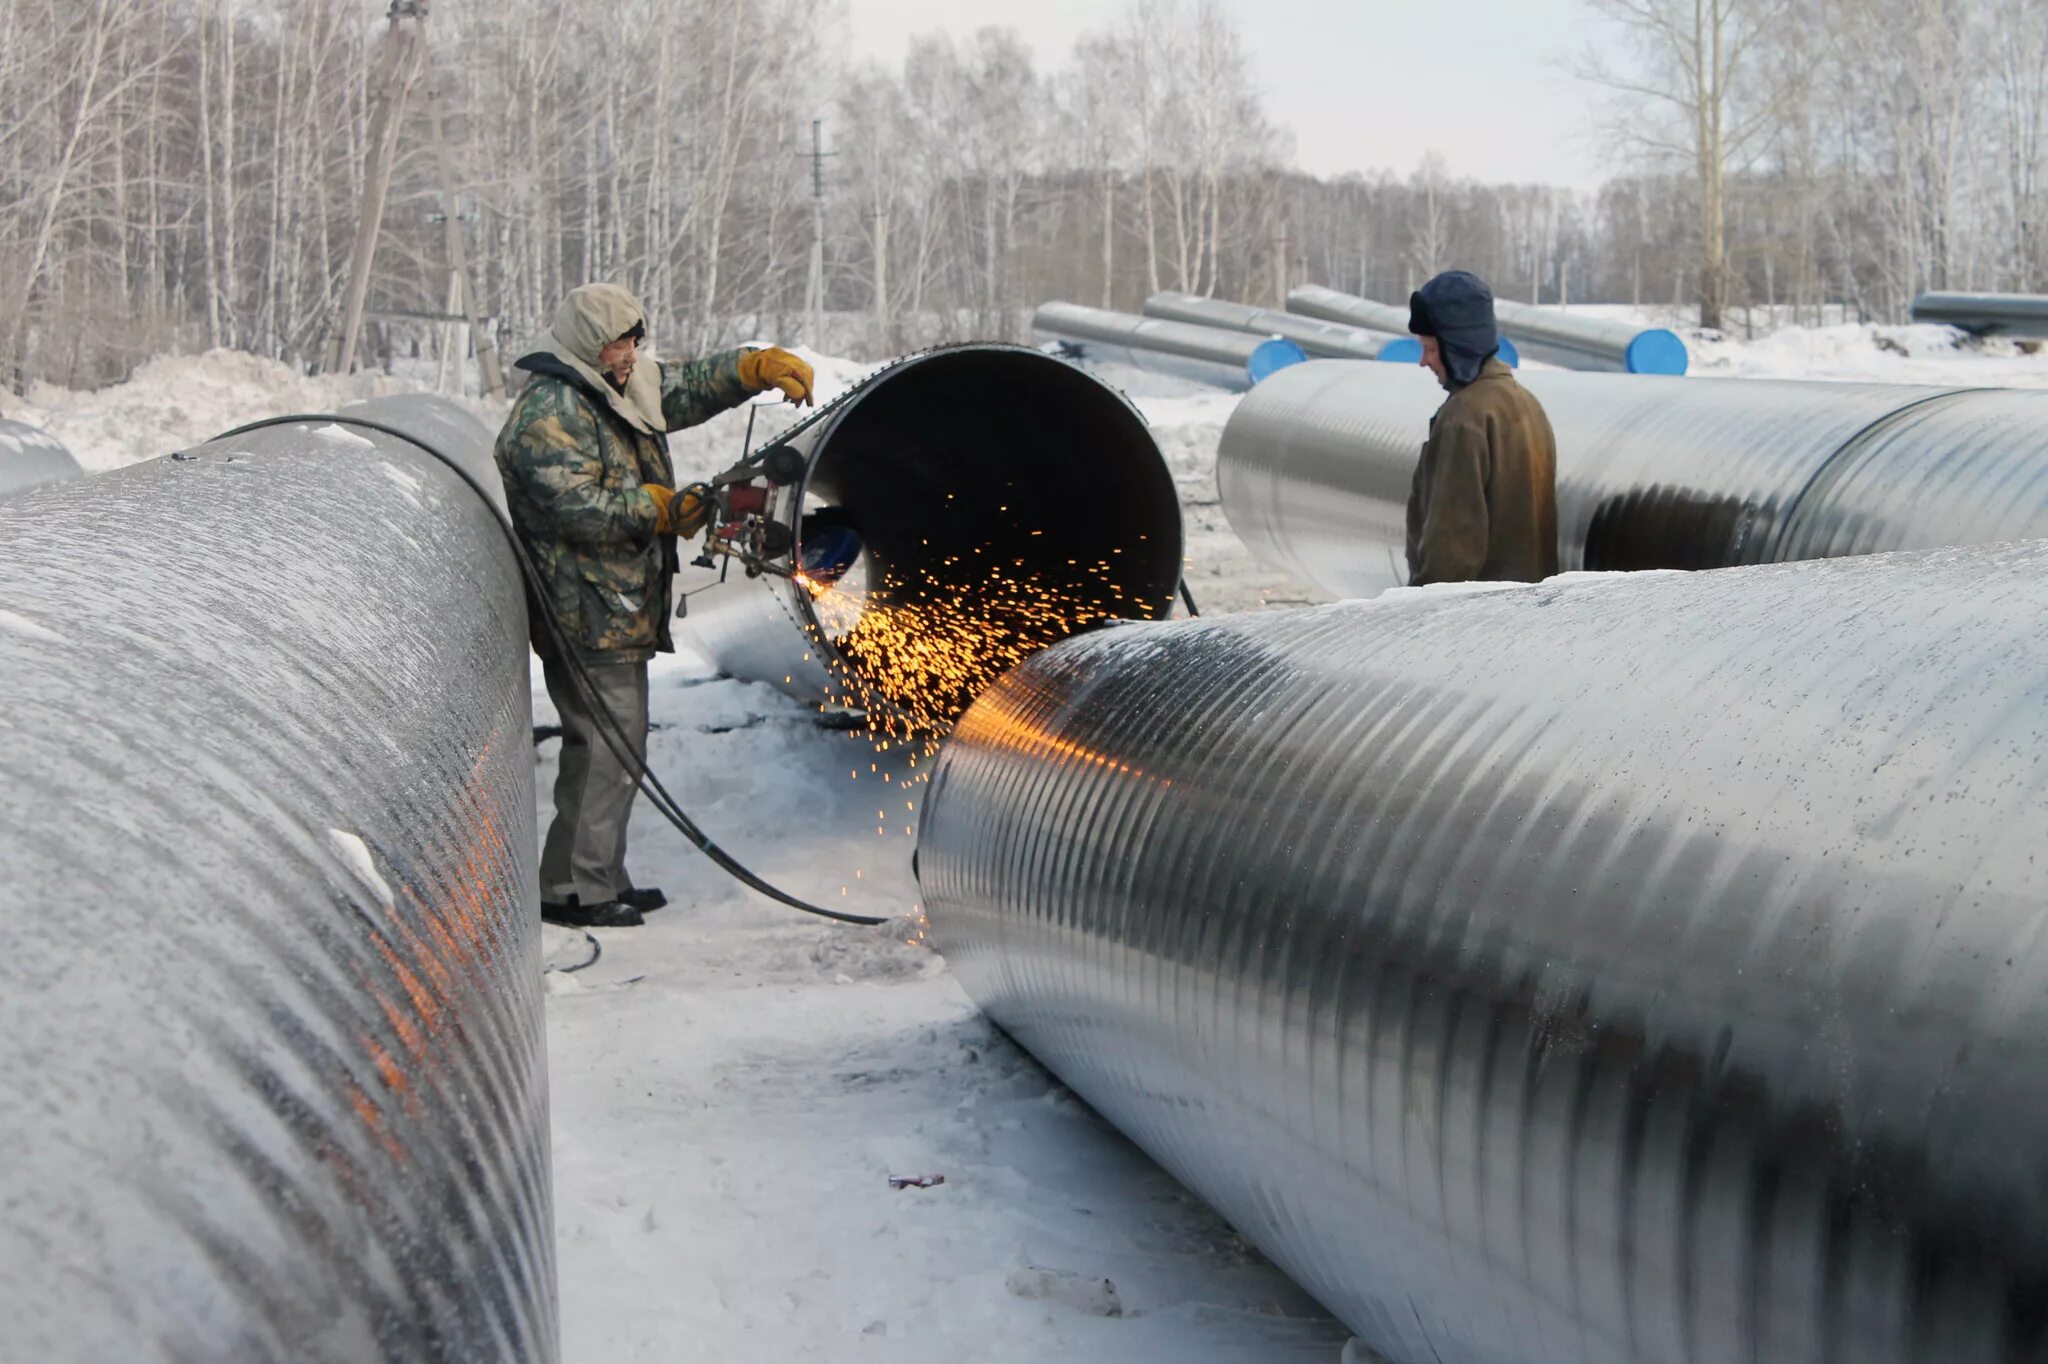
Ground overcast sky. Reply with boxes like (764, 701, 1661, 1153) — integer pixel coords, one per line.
(839, 0, 1615, 189)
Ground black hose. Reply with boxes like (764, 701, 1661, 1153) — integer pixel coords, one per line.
(1177, 578, 1201, 618)
(203, 412, 889, 929)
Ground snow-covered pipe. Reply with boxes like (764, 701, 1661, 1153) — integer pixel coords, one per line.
(1912, 291, 2048, 340)
(0, 395, 555, 1362)
(1141, 291, 1418, 363)
(0, 417, 83, 498)
(679, 344, 1184, 722)
(1219, 360, 2048, 598)
(1032, 302, 1308, 391)
(919, 543, 2048, 1364)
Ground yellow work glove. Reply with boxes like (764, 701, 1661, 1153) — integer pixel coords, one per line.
(644, 485, 710, 539)
(738, 346, 816, 407)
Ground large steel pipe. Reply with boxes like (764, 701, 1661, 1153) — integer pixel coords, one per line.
(1912, 290, 2048, 339)
(1491, 297, 1688, 374)
(1287, 283, 1522, 367)
(1141, 291, 1419, 363)
(1032, 302, 1308, 391)
(0, 416, 83, 497)
(0, 395, 554, 1362)
(1218, 360, 2048, 598)
(679, 344, 1184, 720)
(919, 544, 2048, 1364)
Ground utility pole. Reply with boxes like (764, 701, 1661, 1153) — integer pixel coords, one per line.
(327, 1, 428, 376)
(422, 73, 502, 395)
(326, 1, 498, 396)
(800, 119, 836, 352)
(1272, 219, 1289, 309)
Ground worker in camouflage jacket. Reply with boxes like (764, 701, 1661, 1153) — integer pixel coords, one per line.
(495, 282, 815, 929)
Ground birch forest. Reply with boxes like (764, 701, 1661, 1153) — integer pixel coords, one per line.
(2, 0, 2045, 389)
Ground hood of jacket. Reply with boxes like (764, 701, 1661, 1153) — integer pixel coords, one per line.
(1409, 270, 1501, 389)
(527, 283, 666, 435)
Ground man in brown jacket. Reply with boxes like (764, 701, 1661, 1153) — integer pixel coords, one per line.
(1404, 270, 1559, 586)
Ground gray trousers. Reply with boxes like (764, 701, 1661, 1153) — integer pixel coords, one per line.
(539, 650, 649, 907)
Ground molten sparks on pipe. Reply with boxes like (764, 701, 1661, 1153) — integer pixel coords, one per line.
(801, 557, 1127, 781)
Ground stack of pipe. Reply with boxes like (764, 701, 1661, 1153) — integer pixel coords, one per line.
(1031, 302, 1308, 391)
(920, 541, 2048, 1364)
(0, 417, 83, 498)
(1218, 361, 2048, 598)
(1286, 284, 1521, 367)
(1912, 291, 2048, 340)
(1140, 291, 1417, 363)
(0, 396, 557, 1362)
(1290, 283, 1685, 374)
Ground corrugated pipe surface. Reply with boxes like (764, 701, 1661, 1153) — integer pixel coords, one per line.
(1142, 291, 1409, 362)
(680, 345, 1184, 719)
(1912, 291, 2048, 340)
(1032, 301, 1308, 390)
(920, 545, 2048, 1364)
(1286, 284, 1521, 367)
(0, 417, 83, 498)
(1219, 360, 2048, 598)
(0, 395, 554, 1362)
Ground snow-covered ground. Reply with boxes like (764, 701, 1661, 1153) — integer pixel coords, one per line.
(535, 655, 1346, 1363)
(16, 320, 2048, 1361)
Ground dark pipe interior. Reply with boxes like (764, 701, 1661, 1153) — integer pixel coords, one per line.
(798, 348, 1183, 714)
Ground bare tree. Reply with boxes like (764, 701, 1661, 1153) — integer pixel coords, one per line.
(1579, 0, 1796, 329)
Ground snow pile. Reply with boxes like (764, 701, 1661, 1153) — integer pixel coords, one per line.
(0, 341, 874, 479)
(1689, 322, 2048, 387)
(0, 349, 426, 473)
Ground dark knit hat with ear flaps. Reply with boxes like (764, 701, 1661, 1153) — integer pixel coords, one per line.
(1409, 270, 1501, 388)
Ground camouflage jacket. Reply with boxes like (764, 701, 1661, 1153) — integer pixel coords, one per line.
(495, 349, 751, 664)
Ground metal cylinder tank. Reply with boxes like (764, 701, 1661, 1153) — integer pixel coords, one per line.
(919, 543, 2048, 1364)
(1032, 302, 1308, 390)
(1286, 284, 1521, 367)
(1142, 291, 1409, 362)
(678, 344, 1185, 722)
(1911, 291, 2048, 339)
(1216, 360, 2048, 598)
(0, 416, 84, 497)
(0, 396, 555, 1362)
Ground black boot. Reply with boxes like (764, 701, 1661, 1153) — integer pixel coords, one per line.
(617, 885, 668, 913)
(542, 897, 645, 929)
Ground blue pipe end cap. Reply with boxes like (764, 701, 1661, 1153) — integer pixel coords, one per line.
(1247, 338, 1310, 384)
(800, 526, 864, 585)
(1375, 337, 1516, 366)
(1625, 329, 1689, 375)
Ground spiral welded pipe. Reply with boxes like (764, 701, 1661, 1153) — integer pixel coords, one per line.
(0, 416, 83, 498)
(678, 344, 1185, 720)
(1911, 291, 2048, 339)
(0, 395, 554, 1362)
(1141, 291, 1416, 363)
(1031, 302, 1308, 391)
(919, 544, 2048, 1364)
(1285, 284, 1524, 367)
(1217, 360, 2048, 598)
